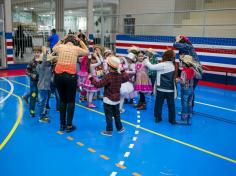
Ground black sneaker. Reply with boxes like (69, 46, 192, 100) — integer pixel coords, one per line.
(118, 128, 125, 134)
(39, 117, 50, 123)
(66, 125, 76, 133)
(60, 125, 65, 131)
(155, 118, 162, 123)
(101, 131, 112, 136)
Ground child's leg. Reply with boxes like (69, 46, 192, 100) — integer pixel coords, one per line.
(113, 104, 123, 131)
(38, 90, 49, 118)
(88, 92, 94, 103)
(119, 96, 125, 111)
(29, 81, 38, 116)
(181, 89, 190, 120)
(104, 103, 113, 132)
(140, 92, 146, 103)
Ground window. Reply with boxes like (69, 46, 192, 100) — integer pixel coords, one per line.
(124, 18, 135, 35)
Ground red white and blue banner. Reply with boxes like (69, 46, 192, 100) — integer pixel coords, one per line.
(115, 35, 236, 85)
(5, 32, 14, 64)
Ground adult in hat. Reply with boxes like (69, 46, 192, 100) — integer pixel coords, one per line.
(53, 34, 89, 132)
(173, 34, 202, 111)
(144, 50, 177, 124)
(90, 56, 129, 136)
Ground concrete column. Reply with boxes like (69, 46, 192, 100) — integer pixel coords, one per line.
(87, 0, 94, 35)
(55, 0, 64, 39)
(4, 0, 13, 66)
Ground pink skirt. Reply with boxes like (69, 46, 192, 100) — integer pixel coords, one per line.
(82, 75, 99, 93)
(77, 71, 88, 88)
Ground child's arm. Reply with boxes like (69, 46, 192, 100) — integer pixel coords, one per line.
(90, 55, 102, 68)
(173, 42, 190, 51)
(179, 71, 187, 85)
(126, 64, 136, 74)
(144, 58, 165, 71)
(90, 74, 110, 88)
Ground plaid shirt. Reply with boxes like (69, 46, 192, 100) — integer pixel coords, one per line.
(53, 44, 84, 74)
(90, 71, 129, 102)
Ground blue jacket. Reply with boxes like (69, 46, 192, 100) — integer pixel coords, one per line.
(173, 42, 199, 62)
(48, 34, 59, 49)
(36, 56, 52, 90)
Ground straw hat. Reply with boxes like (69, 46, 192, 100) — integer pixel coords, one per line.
(126, 52, 136, 62)
(181, 55, 202, 71)
(93, 44, 104, 52)
(146, 48, 156, 55)
(104, 48, 112, 56)
(107, 56, 121, 69)
(128, 46, 140, 55)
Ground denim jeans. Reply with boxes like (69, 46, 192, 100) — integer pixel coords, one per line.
(38, 90, 50, 118)
(181, 87, 193, 116)
(29, 80, 38, 115)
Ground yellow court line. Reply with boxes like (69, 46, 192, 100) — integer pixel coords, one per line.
(66, 136, 74, 141)
(76, 142, 84, 146)
(100, 154, 109, 160)
(88, 148, 96, 153)
(8, 79, 236, 164)
(0, 88, 23, 151)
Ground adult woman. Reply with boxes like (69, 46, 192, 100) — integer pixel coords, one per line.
(53, 35, 89, 132)
(173, 35, 202, 112)
(144, 50, 177, 124)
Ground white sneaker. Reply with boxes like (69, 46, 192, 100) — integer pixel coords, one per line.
(119, 108, 125, 113)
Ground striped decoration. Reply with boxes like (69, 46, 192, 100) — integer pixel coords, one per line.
(5, 32, 14, 64)
(88, 34, 94, 53)
(115, 35, 236, 85)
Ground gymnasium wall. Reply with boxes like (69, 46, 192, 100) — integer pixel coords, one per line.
(115, 34, 236, 86)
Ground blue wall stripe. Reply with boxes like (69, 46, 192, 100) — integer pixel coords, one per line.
(6, 49, 13, 55)
(116, 48, 236, 65)
(5, 32, 13, 39)
(116, 35, 236, 46)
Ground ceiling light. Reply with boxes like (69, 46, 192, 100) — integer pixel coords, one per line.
(30, 7, 34, 10)
(23, 7, 28, 11)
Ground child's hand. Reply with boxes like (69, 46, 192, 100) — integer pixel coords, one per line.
(175, 35, 182, 42)
(42, 46, 47, 54)
(176, 78, 180, 82)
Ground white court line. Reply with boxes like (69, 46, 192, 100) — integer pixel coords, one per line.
(0, 78, 14, 104)
(129, 144, 135, 149)
(119, 161, 125, 165)
(132, 137, 138, 141)
(110, 172, 117, 176)
(6, 75, 236, 112)
(124, 152, 130, 157)
(176, 97, 236, 113)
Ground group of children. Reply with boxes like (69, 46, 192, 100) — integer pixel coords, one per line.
(23, 35, 202, 135)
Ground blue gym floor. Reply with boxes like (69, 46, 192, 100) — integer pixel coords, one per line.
(0, 75, 236, 176)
